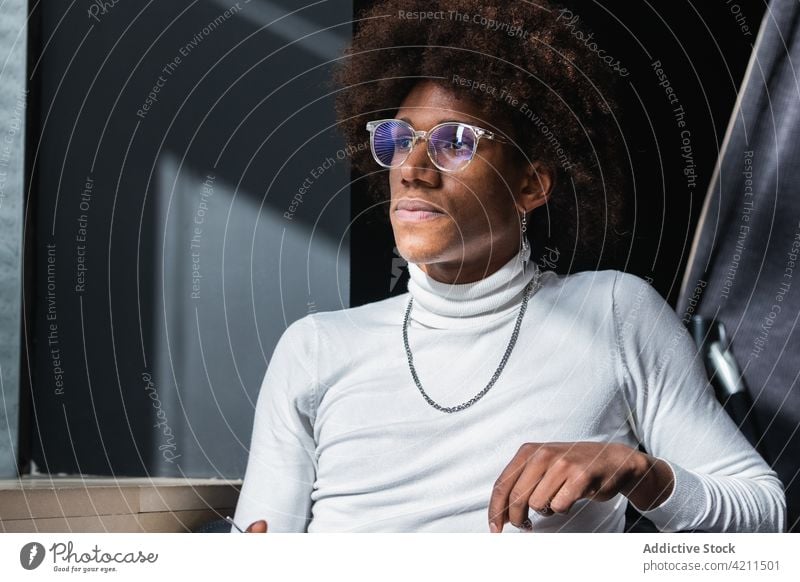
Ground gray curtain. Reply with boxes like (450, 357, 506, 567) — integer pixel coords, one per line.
(679, 0, 800, 532)
(0, 0, 27, 478)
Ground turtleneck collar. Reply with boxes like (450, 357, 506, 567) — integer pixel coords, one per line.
(405, 245, 542, 330)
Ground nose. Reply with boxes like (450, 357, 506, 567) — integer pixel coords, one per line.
(399, 137, 441, 187)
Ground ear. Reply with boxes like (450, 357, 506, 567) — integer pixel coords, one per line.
(518, 161, 555, 213)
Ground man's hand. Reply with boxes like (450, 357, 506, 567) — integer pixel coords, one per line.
(245, 520, 268, 533)
(487, 441, 674, 532)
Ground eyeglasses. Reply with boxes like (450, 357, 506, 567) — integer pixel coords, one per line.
(365, 118, 510, 173)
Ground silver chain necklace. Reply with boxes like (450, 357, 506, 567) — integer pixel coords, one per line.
(402, 270, 542, 413)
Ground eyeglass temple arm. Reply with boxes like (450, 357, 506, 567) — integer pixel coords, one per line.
(476, 128, 511, 144)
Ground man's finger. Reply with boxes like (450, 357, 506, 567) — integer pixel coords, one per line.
(507, 461, 548, 529)
(245, 519, 268, 533)
(549, 475, 601, 514)
(488, 444, 541, 532)
(528, 466, 567, 516)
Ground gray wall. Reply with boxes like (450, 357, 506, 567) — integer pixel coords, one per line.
(0, 0, 27, 478)
(30, 0, 351, 477)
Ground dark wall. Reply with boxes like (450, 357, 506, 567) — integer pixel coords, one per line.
(27, 1, 352, 477)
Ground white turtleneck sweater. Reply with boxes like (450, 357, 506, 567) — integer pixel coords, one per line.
(231, 246, 786, 533)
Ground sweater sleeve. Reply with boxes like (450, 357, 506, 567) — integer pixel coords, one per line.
(230, 314, 318, 533)
(611, 271, 786, 532)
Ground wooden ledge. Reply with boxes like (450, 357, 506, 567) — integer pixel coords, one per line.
(0, 476, 242, 532)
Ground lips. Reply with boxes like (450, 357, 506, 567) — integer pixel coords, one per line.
(395, 198, 444, 213)
(394, 198, 446, 223)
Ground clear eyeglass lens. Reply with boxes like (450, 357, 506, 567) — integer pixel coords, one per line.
(429, 124, 477, 171)
(371, 121, 478, 171)
(372, 120, 415, 167)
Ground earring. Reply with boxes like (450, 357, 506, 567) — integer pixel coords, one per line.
(520, 212, 530, 252)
